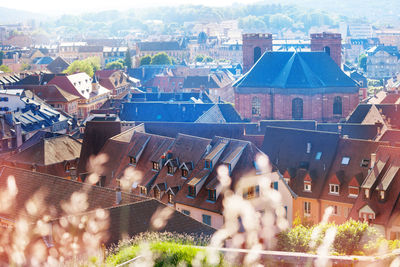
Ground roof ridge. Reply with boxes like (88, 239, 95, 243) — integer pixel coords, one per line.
(0, 165, 146, 197)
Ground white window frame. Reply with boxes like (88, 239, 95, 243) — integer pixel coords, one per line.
(304, 201, 311, 216)
(304, 182, 312, 192)
(329, 184, 339, 194)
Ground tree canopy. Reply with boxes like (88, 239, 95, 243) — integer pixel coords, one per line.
(151, 52, 172, 65)
(140, 55, 152, 66)
(0, 65, 11, 73)
(359, 54, 367, 72)
(64, 57, 100, 77)
(124, 49, 132, 69)
(105, 60, 124, 70)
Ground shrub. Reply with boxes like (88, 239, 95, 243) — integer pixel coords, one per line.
(277, 219, 382, 255)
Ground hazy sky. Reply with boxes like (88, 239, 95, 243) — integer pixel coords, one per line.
(3, 0, 260, 14)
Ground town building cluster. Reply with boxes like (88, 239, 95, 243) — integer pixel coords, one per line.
(1, 17, 400, 259)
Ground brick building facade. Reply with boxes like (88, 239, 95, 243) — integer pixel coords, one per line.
(235, 33, 359, 122)
(242, 33, 273, 73)
(310, 32, 342, 67)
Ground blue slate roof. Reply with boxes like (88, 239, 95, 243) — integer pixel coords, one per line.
(234, 51, 359, 93)
(120, 102, 242, 123)
(33, 57, 54, 65)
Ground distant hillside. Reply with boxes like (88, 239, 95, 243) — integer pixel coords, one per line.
(0, 7, 45, 24)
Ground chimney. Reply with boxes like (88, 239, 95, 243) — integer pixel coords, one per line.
(115, 186, 122, 205)
(370, 153, 376, 169)
(15, 122, 22, 148)
(0, 116, 5, 139)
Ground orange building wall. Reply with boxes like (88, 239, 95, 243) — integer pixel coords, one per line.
(320, 199, 353, 224)
(292, 197, 321, 225)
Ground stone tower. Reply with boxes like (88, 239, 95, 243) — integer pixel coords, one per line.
(310, 32, 342, 67)
(242, 33, 273, 73)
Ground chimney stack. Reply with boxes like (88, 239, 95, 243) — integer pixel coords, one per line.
(115, 186, 122, 205)
(370, 153, 376, 169)
(15, 122, 22, 149)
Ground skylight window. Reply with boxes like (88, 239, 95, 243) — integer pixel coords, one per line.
(315, 152, 322, 160)
(341, 157, 350, 165)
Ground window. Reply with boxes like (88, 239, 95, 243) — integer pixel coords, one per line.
(154, 188, 160, 199)
(205, 160, 212, 169)
(202, 214, 211, 226)
(304, 182, 312, 192)
(254, 46, 261, 63)
(329, 205, 339, 215)
(292, 98, 303, 120)
(244, 185, 260, 199)
(315, 152, 322, 160)
(341, 157, 350, 165)
(188, 186, 196, 197)
(182, 210, 190, 216)
(304, 201, 311, 216)
(152, 161, 159, 171)
(348, 186, 359, 197)
(333, 96, 342, 115)
(364, 188, 370, 199)
(329, 184, 339, 194)
(360, 159, 370, 167)
(167, 166, 174, 175)
(272, 181, 278, 190)
(140, 186, 147, 195)
(168, 192, 173, 204)
(380, 190, 385, 200)
(208, 189, 216, 201)
(182, 169, 188, 178)
(129, 157, 136, 165)
(251, 96, 261, 115)
(324, 46, 331, 56)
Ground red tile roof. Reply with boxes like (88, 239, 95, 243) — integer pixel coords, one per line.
(0, 166, 146, 221)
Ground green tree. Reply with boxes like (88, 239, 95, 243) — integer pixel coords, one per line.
(0, 65, 11, 73)
(140, 55, 152, 66)
(359, 54, 367, 72)
(64, 59, 95, 77)
(124, 49, 132, 69)
(20, 63, 31, 71)
(105, 60, 124, 70)
(151, 52, 172, 65)
(85, 56, 101, 73)
(195, 54, 205, 62)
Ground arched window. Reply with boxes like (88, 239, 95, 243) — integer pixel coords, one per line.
(324, 46, 331, 56)
(252, 96, 261, 115)
(254, 47, 261, 64)
(333, 96, 342, 115)
(292, 98, 303, 120)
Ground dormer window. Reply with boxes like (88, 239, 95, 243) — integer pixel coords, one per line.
(188, 186, 196, 198)
(329, 184, 339, 194)
(140, 186, 147, 195)
(364, 188, 370, 199)
(129, 157, 136, 165)
(360, 159, 370, 168)
(207, 189, 216, 202)
(348, 186, 359, 197)
(152, 162, 159, 171)
(168, 192, 174, 204)
(304, 183, 311, 192)
(182, 169, 188, 178)
(315, 152, 322, 160)
(64, 161, 71, 172)
(380, 190, 385, 200)
(154, 187, 160, 199)
(205, 160, 212, 169)
(167, 165, 174, 175)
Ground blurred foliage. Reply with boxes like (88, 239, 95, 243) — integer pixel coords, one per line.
(277, 219, 382, 255)
(0, 65, 11, 73)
